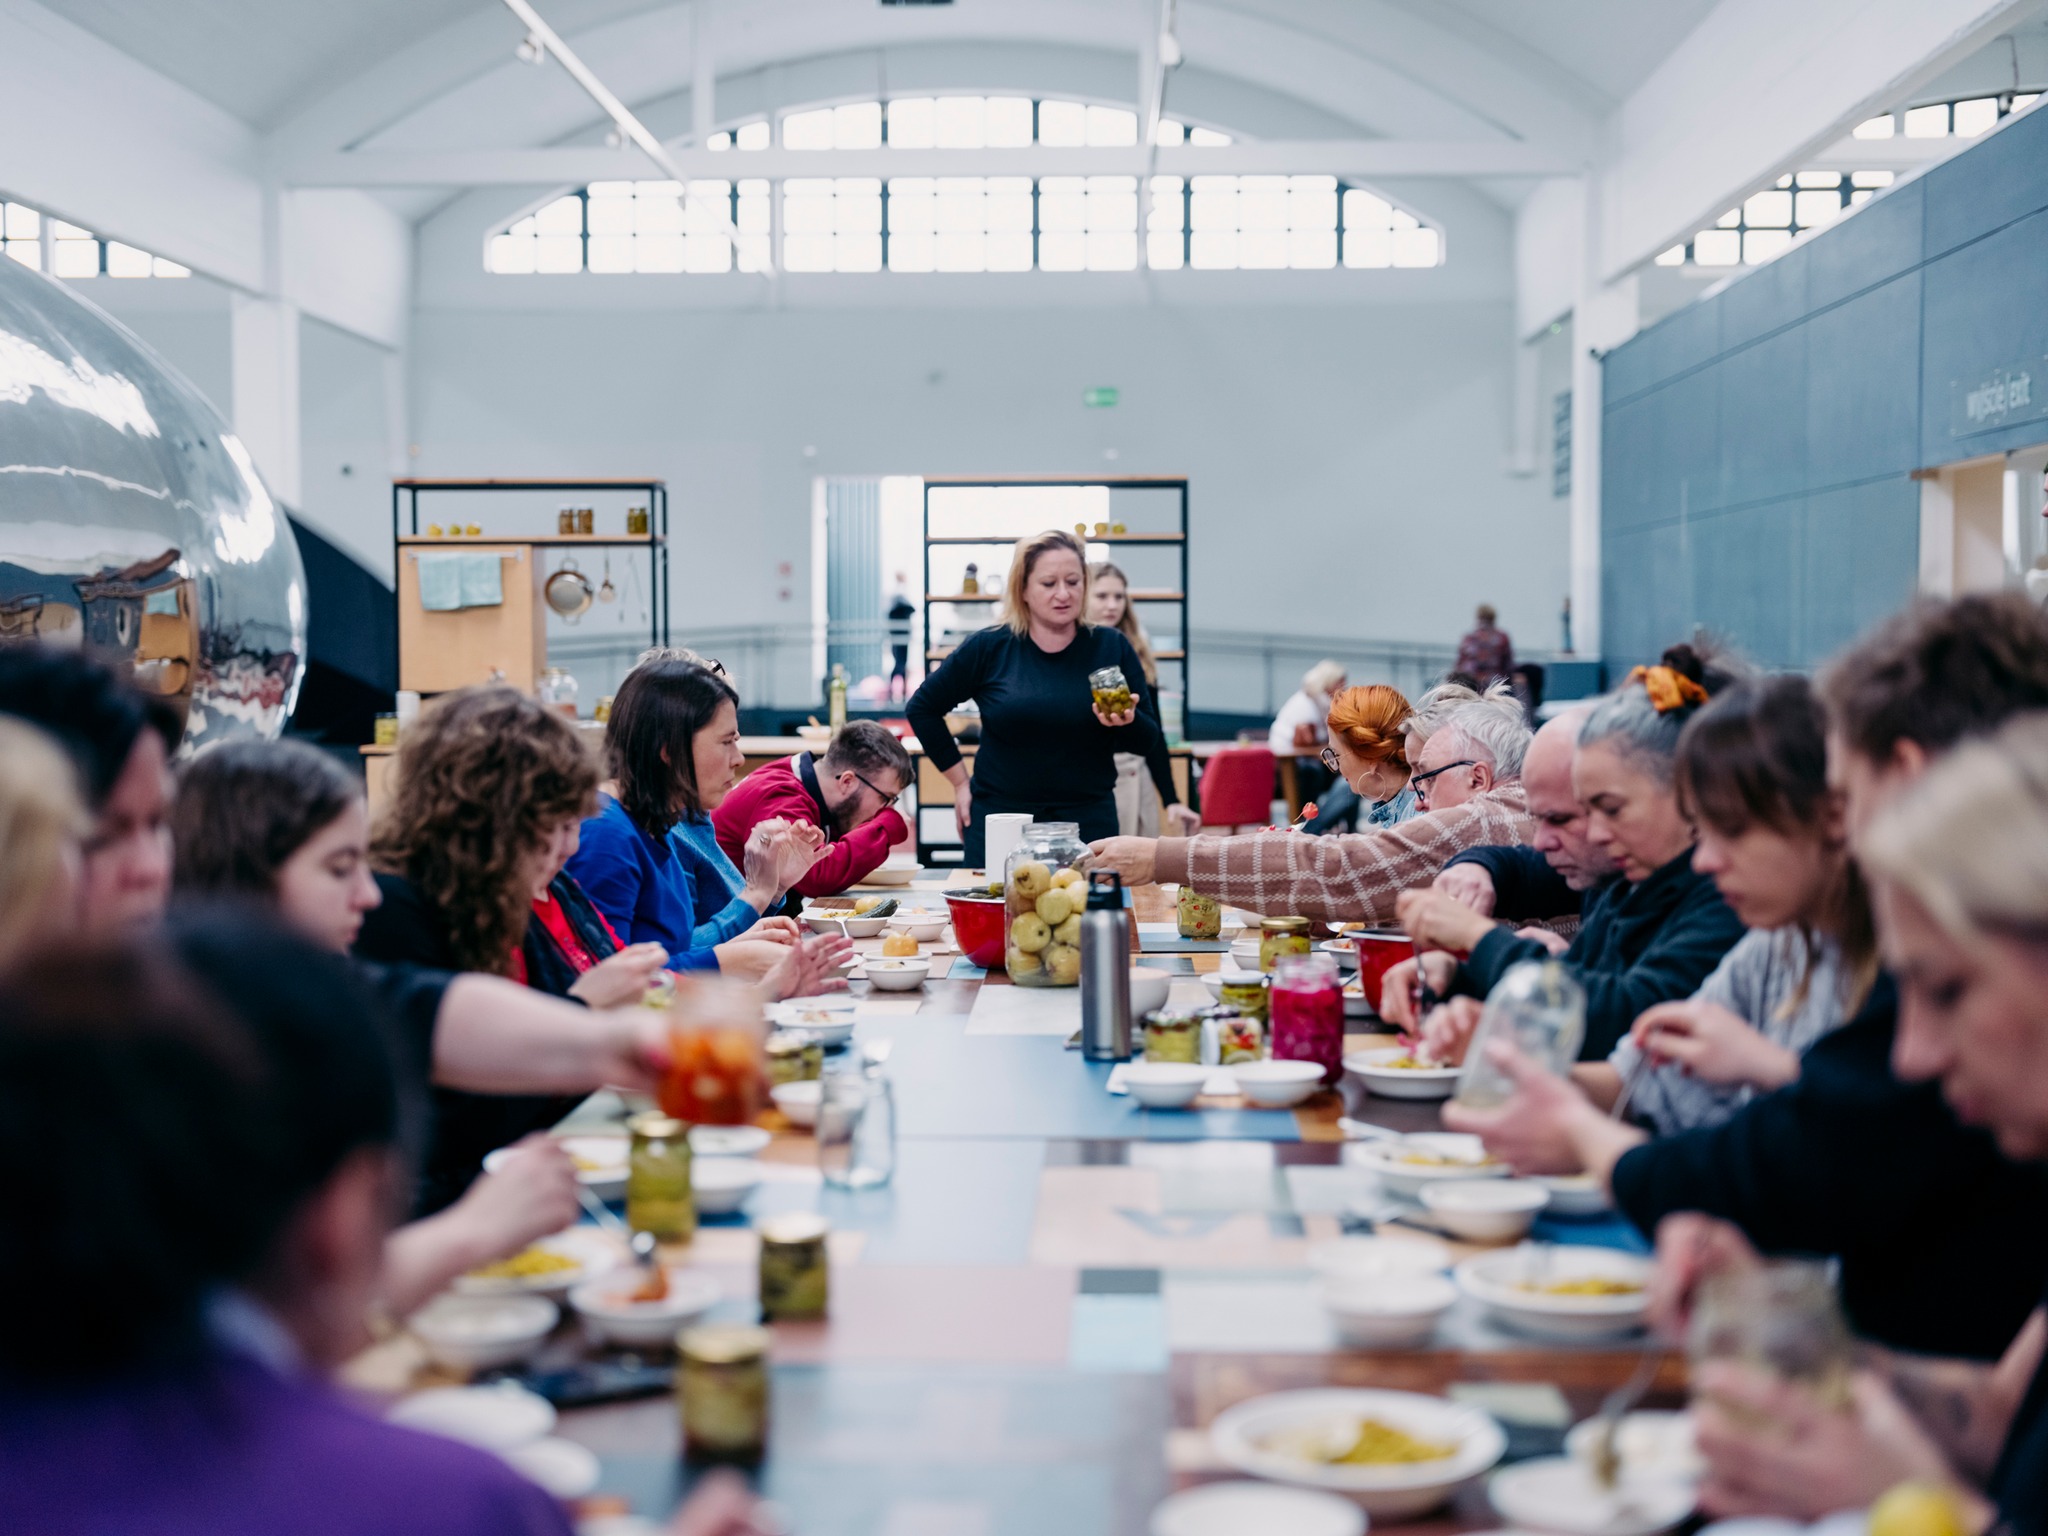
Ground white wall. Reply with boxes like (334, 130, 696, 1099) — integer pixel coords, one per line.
(409, 296, 1567, 711)
(301, 316, 404, 581)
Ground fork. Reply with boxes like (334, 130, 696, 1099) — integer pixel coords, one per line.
(1588, 1340, 1664, 1489)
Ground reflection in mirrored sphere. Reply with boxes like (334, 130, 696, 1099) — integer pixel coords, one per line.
(0, 258, 305, 751)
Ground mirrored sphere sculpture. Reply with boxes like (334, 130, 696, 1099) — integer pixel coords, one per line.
(0, 258, 305, 749)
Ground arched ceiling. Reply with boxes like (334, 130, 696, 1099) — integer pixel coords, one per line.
(54, 0, 1721, 157)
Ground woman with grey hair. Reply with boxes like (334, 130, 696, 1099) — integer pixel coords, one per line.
(1411, 644, 1748, 1060)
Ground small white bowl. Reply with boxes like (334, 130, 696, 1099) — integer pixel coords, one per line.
(568, 1268, 720, 1349)
(409, 1294, 558, 1372)
(689, 1124, 771, 1159)
(1150, 1481, 1365, 1536)
(503, 1436, 601, 1500)
(1123, 1061, 1212, 1109)
(771, 1079, 822, 1127)
(863, 956, 931, 991)
(1488, 1454, 1696, 1535)
(801, 907, 890, 938)
(862, 858, 924, 887)
(1455, 1245, 1653, 1341)
(387, 1383, 555, 1451)
(1345, 1045, 1462, 1101)
(1129, 966, 1173, 1014)
(1228, 936, 1265, 970)
(770, 997, 857, 1045)
(692, 1157, 762, 1214)
(1420, 1179, 1550, 1243)
(888, 914, 948, 942)
(1199, 966, 1263, 1000)
(1322, 1272, 1459, 1348)
(1355, 1132, 1509, 1199)
(1229, 1059, 1326, 1108)
(795, 725, 834, 752)
(1319, 938, 1360, 970)
(1534, 1172, 1612, 1216)
(1308, 1235, 1453, 1284)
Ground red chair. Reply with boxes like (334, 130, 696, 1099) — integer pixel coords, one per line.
(1197, 746, 1277, 833)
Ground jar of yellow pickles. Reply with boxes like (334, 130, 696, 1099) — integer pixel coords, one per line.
(1259, 916, 1312, 972)
(625, 1112, 693, 1243)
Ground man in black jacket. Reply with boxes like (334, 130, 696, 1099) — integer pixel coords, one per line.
(1445, 594, 2048, 1361)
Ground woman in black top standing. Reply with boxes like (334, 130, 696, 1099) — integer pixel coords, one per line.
(908, 529, 1197, 867)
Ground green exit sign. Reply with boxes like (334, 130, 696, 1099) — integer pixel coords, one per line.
(1083, 386, 1119, 408)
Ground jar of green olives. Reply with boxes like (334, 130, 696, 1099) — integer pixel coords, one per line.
(1087, 665, 1135, 717)
(1004, 823, 1089, 987)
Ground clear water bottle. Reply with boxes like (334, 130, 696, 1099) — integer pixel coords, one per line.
(818, 1050, 895, 1189)
(1454, 960, 1586, 1109)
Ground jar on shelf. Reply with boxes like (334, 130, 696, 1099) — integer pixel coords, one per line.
(626, 505, 650, 536)
(1270, 951, 1344, 1084)
(557, 506, 576, 535)
(1175, 885, 1222, 940)
(1004, 821, 1088, 987)
(1259, 916, 1312, 972)
(537, 666, 579, 719)
(961, 562, 980, 596)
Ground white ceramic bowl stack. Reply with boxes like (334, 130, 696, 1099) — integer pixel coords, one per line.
(1228, 1059, 1325, 1108)
(1419, 1179, 1550, 1242)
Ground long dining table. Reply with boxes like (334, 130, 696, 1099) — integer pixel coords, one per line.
(351, 872, 1682, 1536)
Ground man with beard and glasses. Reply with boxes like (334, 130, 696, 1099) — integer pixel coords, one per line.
(713, 720, 913, 902)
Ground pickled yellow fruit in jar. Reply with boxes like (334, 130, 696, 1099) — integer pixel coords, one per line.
(1011, 914, 1051, 952)
(1010, 861, 1052, 900)
(1053, 914, 1081, 946)
(1035, 887, 1075, 927)
(1051, 867, 1083, 890)
(880, 932, 919, 957)
(1007, 944, 1042, 977)
(1042, 943, 1081, 985)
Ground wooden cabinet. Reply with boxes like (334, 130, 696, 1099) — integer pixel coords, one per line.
(396, 543, 547, 695)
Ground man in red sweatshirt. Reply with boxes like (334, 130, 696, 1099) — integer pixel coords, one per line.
(713, 720, 913, 900)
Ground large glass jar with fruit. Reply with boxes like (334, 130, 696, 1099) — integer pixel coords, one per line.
(1004, 822, 1089, 986)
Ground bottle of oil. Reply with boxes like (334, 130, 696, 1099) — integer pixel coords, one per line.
(828, 663, 848, 734)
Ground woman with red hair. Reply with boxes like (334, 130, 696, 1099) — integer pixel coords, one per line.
(1306, 684, 1419, 833)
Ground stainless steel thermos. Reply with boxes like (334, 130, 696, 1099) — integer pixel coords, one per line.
(1079, 869, 1133, 1061)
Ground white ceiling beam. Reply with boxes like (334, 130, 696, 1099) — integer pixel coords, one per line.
(283, 139, 1578, 187)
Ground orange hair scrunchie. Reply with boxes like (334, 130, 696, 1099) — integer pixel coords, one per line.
(1623, 664, 1708, 714)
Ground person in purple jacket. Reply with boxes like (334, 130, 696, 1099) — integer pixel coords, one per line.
(0, 916, 774, 1536)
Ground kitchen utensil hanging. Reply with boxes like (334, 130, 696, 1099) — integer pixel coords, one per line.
(545, 558, 595, 622)
(598, 552, 617, 604)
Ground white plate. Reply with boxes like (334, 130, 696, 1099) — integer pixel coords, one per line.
(1489, 1455, 1695, 1535)
(1355, 1133, 1509, 1198)
(1211, 1387, 1507, 1520)
(504, 1435, 601, 1500)
(769, 998, 857, 1044)
(483, 1134, 629, 1201)
(1455, 1245, 1653, 1341)
(1345, 1045, 1462, 1101)
(388, 1383, 556, 1452)
(1534, 1173, 1611, 1216)
(861, 861, 924, 887)
(1150, 1482, 1365, 1536)
(689, 1124, 771, 1158)
(454, 1224, 622, 1299)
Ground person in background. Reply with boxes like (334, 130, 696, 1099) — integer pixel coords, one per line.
(907, 529, 1193, 866)
(0, 643, 179, 936)
(1088, 689, 1535, 924)
(1444, 595, 2048, 1362)
(714, 720, 913, 899)
(887, 575, 916, 703)
(171, 738, 585, 1309)
(570, 658, 826, 971)
(0, 717, 88, 972)
(1269, 659, 1347, 810)
(1454, 603, 1515, 689)
(1510, 660, 1545, 726)
(0, 921, 776, 1536)
(1645, 714, 2048, 1527)
(1090, 559, 1191, 837)
(1387, 647, 1747, 1061)
(1304, 683, 1417, 836)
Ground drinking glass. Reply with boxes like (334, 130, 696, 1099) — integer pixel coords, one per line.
(657, 976, 768, 1127)
(1689, 1259, 1855, 1410)
(1453, 960, 1586, 1108)
(818, 1056, 896, 1190)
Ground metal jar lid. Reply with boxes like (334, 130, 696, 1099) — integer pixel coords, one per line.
(628, 1111, 686, 1140)
(1260, 916, 1311, 935)
(757, 1212, 830, 1245)
(680, 1323, 770, 1366)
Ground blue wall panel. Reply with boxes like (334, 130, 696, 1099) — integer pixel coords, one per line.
(1602, 106, 2048, 672)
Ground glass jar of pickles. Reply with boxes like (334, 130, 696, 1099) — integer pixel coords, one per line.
(1087, 665, 1135, 717)
(1004, 822, 1088, 987)
(1217, 972, 1270, 1026)
(1259, 916, 1313, 972)
(765, 1029, 823, 1086)
(679, 1323, 769, 1463)
(757, 1213, 829, 1320)
(1141, 1008, 1203, 1063)
(626, 1112, 694, 1242)
(1176, 885, 1222, 940)
(1209, 1006, 1265, 1065)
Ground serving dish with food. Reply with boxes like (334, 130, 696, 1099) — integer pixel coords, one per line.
(1354, 1132, 1509, 1199)
(455, 1225, 621, 1299)
(1210, 1387, 1507, 1518)
(1344, 1044, 1462, 1101)
(569, 1267, 721, 1349)
(1454, 1245, 1653, 1340)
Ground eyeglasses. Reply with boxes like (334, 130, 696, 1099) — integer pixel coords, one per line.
(850, 768, 900, 805)
(1318, 746, 1341, 773)
(1408, 759, 1478, 801)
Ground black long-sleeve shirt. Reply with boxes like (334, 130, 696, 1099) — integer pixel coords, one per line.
(1448, 849, 1745, 1060)
(1612, 978, 2048, 1360)
(1444, 843, 1583, 922)
(906, 624, 1178, 808)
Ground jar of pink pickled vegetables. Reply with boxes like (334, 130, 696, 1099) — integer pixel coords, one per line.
(1269, 951, 1345, 1084)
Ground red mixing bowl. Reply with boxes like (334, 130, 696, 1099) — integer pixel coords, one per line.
(1354, 928, 1416, 1014)
(945, 893, 1008, 969)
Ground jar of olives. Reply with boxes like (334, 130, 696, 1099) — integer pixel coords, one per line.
(1004, 822, 1089, 987)
(1088, 665, 1135, 717)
